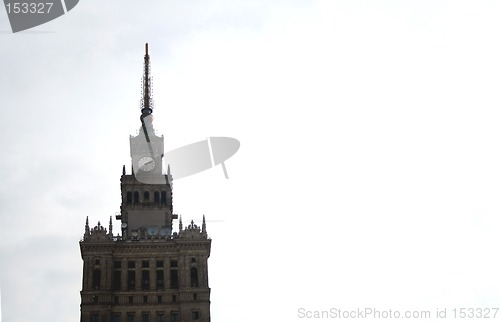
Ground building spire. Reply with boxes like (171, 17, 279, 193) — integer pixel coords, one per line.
(140, 43, 153, 116)
(202, 215, 206, 234)
(109, 216, 113, 236)
(179, 216, 183, 231)
(85, 216, 90, 235)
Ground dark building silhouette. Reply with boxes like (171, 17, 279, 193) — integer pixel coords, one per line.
(80, 44, 211, 322)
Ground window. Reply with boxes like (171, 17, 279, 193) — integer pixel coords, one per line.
(142, 261, 149, 268)
(127, 313, 135, 322)
(190, 267, 198, 287)
(95, 259, 100, 265)
(128, 271, 136, 290)
(111, 314, 120, 322)
(128, 261, 135, 269)
(129, 296, 133, 304)
(156, 313, 165, 322)
(156, 260, 163, 268)
(171, 295, 176, 303)
(127, 191, 133, 204)
(192, 311, 199, 320)
(170, 269, 178, 289)
(191, 257, 196, 263)
(133, 191, 139, 204)
(143, 295, 148, 303)
(114, 261, 121, 269)
(156, 269, 164, 289)
(113, 270, 121, 291)
(92, 296, 98, 304)
(144, 191, 150, 201)
(154, 191, 160, 204)
(142, 313, 150, 322)
(91, 314, 100, 322)
(114, 296, 119, 304)
(158, 295, 162, 303)
(93, 269, 101, 290)
(170, 312, 179, 322)
(170, 260, 178, 288)
(142, 270, 150, 290)
(193, 293, 197, 301)
(161, 191, 167, 205)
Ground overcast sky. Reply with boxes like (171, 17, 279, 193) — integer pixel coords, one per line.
(1, 1, 500, 321)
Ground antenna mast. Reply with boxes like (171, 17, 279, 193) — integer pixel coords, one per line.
(141, 43, 153, 115)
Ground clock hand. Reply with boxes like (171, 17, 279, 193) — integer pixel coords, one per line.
(140, 114, 155, 158)
(140, 43, 155, 159)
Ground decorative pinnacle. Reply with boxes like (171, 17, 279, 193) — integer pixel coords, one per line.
(202, 215, 206, 234)
(109, 216, 113, 235)
(179, 216, 183, 231)
(167, 164, 173, 186)
(85, 216, 90, 235)
(141, 43, 153, 116)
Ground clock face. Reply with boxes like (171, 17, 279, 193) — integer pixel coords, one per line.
(138, 156, 156, 172)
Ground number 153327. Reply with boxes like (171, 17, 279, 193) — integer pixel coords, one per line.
(5, 2, 53, 14)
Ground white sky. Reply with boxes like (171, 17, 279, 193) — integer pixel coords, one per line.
(1, 1, 500, 321)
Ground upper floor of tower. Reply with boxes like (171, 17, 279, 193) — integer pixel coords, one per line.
(81, 43, 209, 243)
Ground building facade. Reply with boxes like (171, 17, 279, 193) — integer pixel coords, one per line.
(80, 44, 211, 322)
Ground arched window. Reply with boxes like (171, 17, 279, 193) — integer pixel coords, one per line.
(161, 191, 167, 205)
(190, 267, 199, 287)
(144, 191, 150, 201)
(154, 191, 160, 204)
(134, 191, 139, 204)
(93, 269, 101, 290)
(126, 192, 132, 204)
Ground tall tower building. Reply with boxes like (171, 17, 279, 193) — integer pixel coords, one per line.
(80, 44, 212, 322)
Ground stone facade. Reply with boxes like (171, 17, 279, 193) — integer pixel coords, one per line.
(80, 217, 211, 322)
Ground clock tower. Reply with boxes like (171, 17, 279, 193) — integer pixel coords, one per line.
(80, 44, 212, 322)
(120, 43, 174, 238)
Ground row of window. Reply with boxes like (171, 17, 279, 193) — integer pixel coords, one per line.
(126, 191, 168, 205)
(96, 258, 197, 268)
(92, 266, 198, 290)
(113, 259, 178, 269)
(95, 259, 183, 269)
(91, 310, 199, 322)
(105, 259, 195, 269)
(91, 293, 199, 305)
